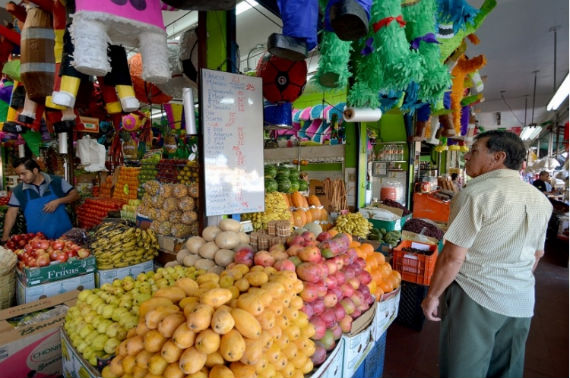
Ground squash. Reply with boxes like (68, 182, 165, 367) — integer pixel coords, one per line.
(219, 219, 241, 232)
(308, 195, 321, 207)
(320, 208, 329, 221)
(291, 192, 305, 209)
(292, 210, 306, 227)
(215, 231, 240, 250)
(202, 226, 221, 242)
(185, 236, 206, 254)
(304, 209, 313, 223)
(199, 242, 219, 259)
(282, 193, 291, 208)
(309, 208, 321, 222)
(214, 249, 235, 267)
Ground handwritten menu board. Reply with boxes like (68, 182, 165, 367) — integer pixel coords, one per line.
(201, 69, 265, 216)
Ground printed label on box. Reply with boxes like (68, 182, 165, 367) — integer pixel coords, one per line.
(95, 260, 154, 287)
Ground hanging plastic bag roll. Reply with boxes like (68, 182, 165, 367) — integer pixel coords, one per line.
(183, 87, 197, 135)
(58, 132, 68, 154)
(343, 107, 382, 122)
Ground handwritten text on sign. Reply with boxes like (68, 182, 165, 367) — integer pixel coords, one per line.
(201, 69, 265, 216)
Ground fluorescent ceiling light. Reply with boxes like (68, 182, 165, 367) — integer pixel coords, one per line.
(520, 126, 542, 141)
(236, 0, 258, 15)
(546, 73, 569, 111)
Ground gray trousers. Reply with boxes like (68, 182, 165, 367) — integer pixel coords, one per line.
(439, 281, 532, 378)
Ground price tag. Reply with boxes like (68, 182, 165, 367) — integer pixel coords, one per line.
(411, 242, 431, 251)
(240, 220, 254, 233)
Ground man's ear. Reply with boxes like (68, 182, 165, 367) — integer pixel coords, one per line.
(494, 151, 507, 164)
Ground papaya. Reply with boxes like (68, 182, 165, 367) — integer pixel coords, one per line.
(200, 288, 232, 308)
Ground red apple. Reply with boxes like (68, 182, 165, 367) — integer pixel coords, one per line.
(49, 249, 59, 261)
(51, 240, 64, 250)
(302, 303, 314, 318)
(324, 275, 337, 290)
(340, 315, 353, 333)
(36, 253, 50, 267)
(333, 303, 346, 321)
(298, 246, 321, 263)
(311, 344, 327, 365)
(340, 298, 355, 315)
(301, 231, 316, 243)
(330, 323, 343, 340)
(316, 231, 332, 242)
(234, 248, 254, 266)
(54, 251, 68, 263)
(325, 259, 338, 275)
(300, 283, 319, 302)
(333, 271, 346, 286)
(323, 292, 338, 308)
(285, 244, 304, 257)
(352, 308, 362, 319)
(321, 309, 337, 328)
(39, 240, 50, 249)
(341, 283, 355, 298)
(274, 259, 295, 272)
(346, 248, 358, 264)
(286, 235, 304, 247)
(312, 298, 325, 315)
(357, 270, 372, 285)
(310, 317, 327, 340)
(296, 263, 324, 283)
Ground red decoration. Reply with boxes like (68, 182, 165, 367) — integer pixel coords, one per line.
(257, 53, 307, 103)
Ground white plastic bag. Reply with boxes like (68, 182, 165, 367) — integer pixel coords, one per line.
(76, 136, 107, 172)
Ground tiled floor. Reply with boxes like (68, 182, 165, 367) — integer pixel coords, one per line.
(383, 238, 569, 378)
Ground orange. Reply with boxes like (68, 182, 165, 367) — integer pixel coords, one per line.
(360, 243, 374, 255)
(390, 270, 402, 288)
(365, 256, 378, 270)
(350, 241, 361, 249)
(328, 228, 338, 237)
(380, 280, 393, 294)
(380, 263, 392, 278)
(374, 253, 386, 265)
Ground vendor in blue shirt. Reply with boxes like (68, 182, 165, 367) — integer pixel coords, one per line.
(2, 158, 80, 241)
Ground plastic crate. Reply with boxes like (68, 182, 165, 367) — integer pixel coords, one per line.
(392, 240, 438, 285)
(395, 281, 429, 331)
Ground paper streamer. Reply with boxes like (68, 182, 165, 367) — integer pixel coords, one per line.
(343, 107, 382, 122)
(58, 132, 68, 154)
(183, 88, 196, 135)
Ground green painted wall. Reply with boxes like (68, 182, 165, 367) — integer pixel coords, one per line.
(358, 124, 367, 208)
(293, 88, 347, 109)
(300, 163, 343, 171)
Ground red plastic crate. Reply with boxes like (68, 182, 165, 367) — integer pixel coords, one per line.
(392, 240, 438, 285)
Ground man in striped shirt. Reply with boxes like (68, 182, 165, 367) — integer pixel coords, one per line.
(421, 130, 552, 378)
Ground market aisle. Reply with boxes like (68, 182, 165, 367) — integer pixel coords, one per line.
(383, 240, 569, 378)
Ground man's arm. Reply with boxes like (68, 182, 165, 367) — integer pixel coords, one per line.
(532, 249, 544, 272)
(2, 206, 19, 241)
(43, 188, 80, 213)
(421, 241, 468, 321)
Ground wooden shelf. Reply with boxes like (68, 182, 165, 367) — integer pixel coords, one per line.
(264, 145, 345, 163)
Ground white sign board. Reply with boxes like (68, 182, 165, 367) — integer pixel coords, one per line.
(201, 69, 265, 216)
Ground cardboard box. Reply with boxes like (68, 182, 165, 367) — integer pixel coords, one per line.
(157, 235, 185, 253)
(347, 302, 376, 336)
(311, 337, 344, 378)
(61, 328, 99, 378)
(359, 206, 411, 231)
(17, 273, 95, 304)
(16, 256, 97, 287)
(341, 322, 375, 378)
(0, 290, 79, 378)
(95, 259, 154, 287)
(373, 287, 401, 341)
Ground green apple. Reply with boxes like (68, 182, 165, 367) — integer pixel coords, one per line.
(92, 334, 108, 351)
(104, 337, 120, 354)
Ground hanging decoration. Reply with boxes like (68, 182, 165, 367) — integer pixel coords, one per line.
(450, 54, 486, 135)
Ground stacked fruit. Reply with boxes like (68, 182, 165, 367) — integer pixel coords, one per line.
(175, 219, 250, 274)
(77, 198, 125, 229)
(4, 232, 41, 251)
(334, 212, 373, 239)
(89, 222, 159, 269)
(137, 182, 199, 238)
(177, 160, 199, 185)
(356, 243, 401, 299)
(99, 176, 114, 198)
(113, 167, 141, 202)
(242, 192, 292, 231)
(102, 266, 315, 378)
(240, 230, 375, 365)
(137, 155, 160, 198)
(121, 199, 141, 223)
(289, 193, 329, 228)
(64, 266, 202, 366)
(13, 236, 90, 268)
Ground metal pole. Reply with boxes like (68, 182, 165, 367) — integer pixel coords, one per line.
(531, 70, 538, 125)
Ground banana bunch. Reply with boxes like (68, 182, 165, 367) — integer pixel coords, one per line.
(242, 192, 292, 230)
(90, 222, 159, 269)
(335, 212, 373, 238)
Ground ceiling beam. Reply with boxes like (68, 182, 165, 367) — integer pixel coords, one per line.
(255, 0, 280, 18)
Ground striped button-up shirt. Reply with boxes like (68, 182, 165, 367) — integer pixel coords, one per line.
(444, 169, 552, 317)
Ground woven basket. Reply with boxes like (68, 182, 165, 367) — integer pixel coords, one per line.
(0, 270, 15, 310)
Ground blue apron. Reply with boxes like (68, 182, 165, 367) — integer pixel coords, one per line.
(24, 182, 72, 239)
